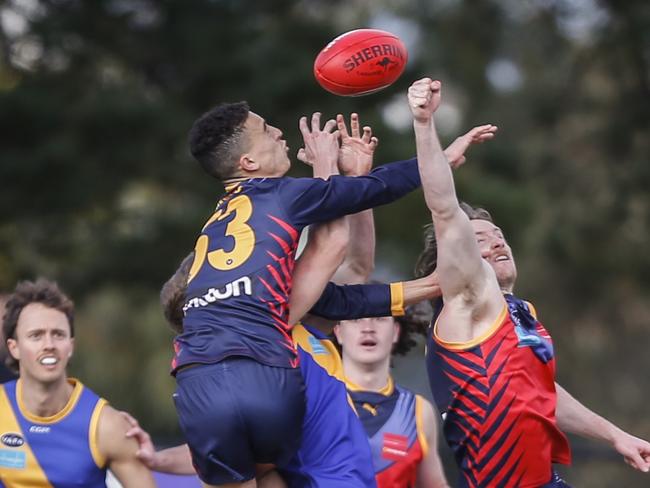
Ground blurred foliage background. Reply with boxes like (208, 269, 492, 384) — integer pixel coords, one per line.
(1, 0, 648, 485)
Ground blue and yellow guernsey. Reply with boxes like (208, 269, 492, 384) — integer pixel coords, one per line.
(0, 378, 107, 488)
(281, 282, 405, 488)
(173, 158, 420, 372)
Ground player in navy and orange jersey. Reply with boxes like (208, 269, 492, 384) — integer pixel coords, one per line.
(408, 77, 650, 487)
(0, 279, 155, 488)
(126, 261, 441, 487)
(334, 309, 450, 488)
(174, 103, 423, 487)
(130, 228, 441, 485)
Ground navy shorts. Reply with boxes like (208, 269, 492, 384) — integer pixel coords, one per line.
(173, 358, 306, 485)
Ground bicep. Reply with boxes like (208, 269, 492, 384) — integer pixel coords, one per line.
(433, 210, 494, 303)
(99, 408, 156, 487)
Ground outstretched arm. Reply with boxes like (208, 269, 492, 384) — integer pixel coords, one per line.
(410, 78, 486, 299)
(409, 78, 502, 341)
(289, 220, 349, 325)
(332, 113, 378, 284)
(555, 383, 650, 473)
(289, 112, 349, 325)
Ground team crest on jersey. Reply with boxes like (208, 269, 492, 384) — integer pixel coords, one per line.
(382, 433, 409, 460)
(1, 432, 24, 448)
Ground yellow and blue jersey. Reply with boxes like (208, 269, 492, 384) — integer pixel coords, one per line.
(347, 378, 427, 488)
(0, 378, 107, 488)
(173, 158, 419, 372)
(285, 323, 376, 488)
(280, 282, 406, 488)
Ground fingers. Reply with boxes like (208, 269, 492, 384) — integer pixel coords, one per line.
(336, 114, 349, 138)
(368, 136, 379, 151)
(323, 118, 337, 133)
(126, 426, 147, 440)
(311, 112, 321, 132)
(297, 148, 313, 165)
(470, 124, 499, 143)
(361, 126, 372, 144)
(625, 451, 649, 472)
(408, 78, 442, 108)
(350, 113, 360, 137)
(119, 410, 139, 428)
(299, 116, 309, 138)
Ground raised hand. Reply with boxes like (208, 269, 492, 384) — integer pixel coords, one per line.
(336, 113, 378, 176)
(444, 124, 498, 169)
(297, 112, 340, 178)
(612, 431, 650, 473)
(408, 78, 442, 123)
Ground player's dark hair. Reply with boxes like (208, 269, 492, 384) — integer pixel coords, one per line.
(160, 253, 194, 334)
(2, 279, 75, 372)
(414, 202, 493, 280)
(189, 101, 250, 181)
(393, 303, 432, 356)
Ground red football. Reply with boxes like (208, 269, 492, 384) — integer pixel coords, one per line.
(314, 29, 408, 96)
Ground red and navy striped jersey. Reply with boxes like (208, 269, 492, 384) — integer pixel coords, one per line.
(348, 381, 425, 488)
(173, 159, 420, 372)
(426, 295, 571, 488)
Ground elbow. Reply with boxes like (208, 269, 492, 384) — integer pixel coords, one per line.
(325, 226, 349, 265)
(349, 261, 374, 283)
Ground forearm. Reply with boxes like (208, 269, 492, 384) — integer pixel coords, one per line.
(413, 119, 459, 219)
(289, 219, 349, 325)
(152, 444, 195, 475)
(332, 209, 375, 284)
(402, 274, 441, 306)
(555, 383, 623, 444)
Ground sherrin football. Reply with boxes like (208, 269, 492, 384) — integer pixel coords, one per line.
(314, 29, 408, 96)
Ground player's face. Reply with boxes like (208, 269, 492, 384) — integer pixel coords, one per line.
(337, 317, 398, 367)
(471, 219, 517, 292)
(7, 303, 74, 384)
(244, 112, 290, 176)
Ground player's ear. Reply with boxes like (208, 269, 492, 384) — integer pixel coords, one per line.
(6, 338, 19, 361)
(333, 323, 343, 345)
(239, 154, 259, 172)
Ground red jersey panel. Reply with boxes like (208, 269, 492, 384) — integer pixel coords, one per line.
(349, 383, 424, 488)
(426, 295, 571, 488)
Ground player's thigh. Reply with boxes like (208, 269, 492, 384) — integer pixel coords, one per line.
(174, 359, 305, 483)
(232, 358, 306, 466)
(174, 361, 256, 484)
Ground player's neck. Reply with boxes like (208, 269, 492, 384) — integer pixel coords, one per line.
(18, 375, 74, 418)
(343, 358, 391, 392)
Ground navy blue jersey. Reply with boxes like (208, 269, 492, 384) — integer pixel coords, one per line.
(173, 159, 419, 372)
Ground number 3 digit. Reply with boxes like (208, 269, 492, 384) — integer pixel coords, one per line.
(187, 195, 256, 283)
